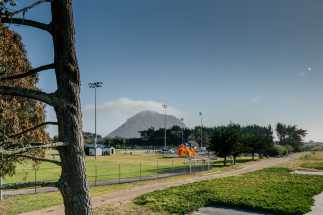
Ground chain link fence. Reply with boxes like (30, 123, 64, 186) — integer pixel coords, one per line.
(1, 158, 212, 198)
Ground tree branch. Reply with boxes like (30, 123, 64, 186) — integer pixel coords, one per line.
(0, 86, 59, 106)
(15, 154, 61, 166)
(0, 63, 55, 82)
(9, 0, 51, 17)
(0, 17, 51, 32)
(0, 181, 58, 190)
(0, 142, 68, 155)
(9, 122, 58, 138)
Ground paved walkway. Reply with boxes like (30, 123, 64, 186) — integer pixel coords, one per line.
(293, 170, 323, 215)
(305, 192, 323, 215)
(192, 207, 272, 215)
(20, 155, 295, 215)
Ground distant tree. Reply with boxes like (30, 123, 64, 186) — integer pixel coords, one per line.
(192, 126, 212, 147)
(276, 123, 307, 152)
(209, 124, 241, 165)
(241, 125, 274, 159)
(137, 126, 190, 148)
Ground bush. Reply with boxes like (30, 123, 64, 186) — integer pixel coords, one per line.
(267, 145, 289, 157)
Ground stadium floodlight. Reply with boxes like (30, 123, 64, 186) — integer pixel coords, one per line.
(162, 104, 168, 149)
(88, 82, 103, 159)
(199, 112, 203, 148)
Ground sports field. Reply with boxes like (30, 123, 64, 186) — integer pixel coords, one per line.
(4, 152, 188, 184)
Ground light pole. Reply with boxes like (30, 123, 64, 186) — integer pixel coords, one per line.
(162, 104, 168, 149)
(89, 82, 103, 159)
(199, 112, 203, 148)
(180, 118, 184, 145)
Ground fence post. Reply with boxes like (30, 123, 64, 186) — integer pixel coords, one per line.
(208, 160, 210, 171)
(118, 164, 121, 184)
(34, 168, 37, 193)
(139, 162, 142, 180)
(94, 164, 98, 186)
(0, 176, 3, 200)
(189, 159, 192, 174)
(156, 160, 159, 178)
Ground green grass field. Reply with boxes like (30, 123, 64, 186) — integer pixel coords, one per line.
(135, 168, 323, 215)
(4, 153, 188, 184)
(0, 154, 257, 215)
(301, 162, 323, 170)
(0, 183, 136, 215)
(4, 152, 256, 184)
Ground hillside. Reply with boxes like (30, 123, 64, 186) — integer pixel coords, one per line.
(108, 110, 185, 138)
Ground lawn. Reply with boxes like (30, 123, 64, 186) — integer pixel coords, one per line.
(0, 155, 253, 215)
(0, 183, 135, 215)
(4, 153, 255, 184)
(0, 169, 228, 215)
(4, 153, 188, 184)
(301, 162, 323, 170)
(135, 168, 323, 215)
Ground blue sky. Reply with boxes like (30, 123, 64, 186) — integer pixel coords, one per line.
(9, 0, 323, 140)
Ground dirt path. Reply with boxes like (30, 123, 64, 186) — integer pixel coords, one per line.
(20, 155, 297, 215)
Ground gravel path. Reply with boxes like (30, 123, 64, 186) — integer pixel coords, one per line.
(19, 155, 296, 215)
(192, 207, 272, 215)
(305, 192, 323, 215)
(293, 170, 323, 176)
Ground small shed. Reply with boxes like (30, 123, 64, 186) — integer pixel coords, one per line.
(84, 144, 116, 156)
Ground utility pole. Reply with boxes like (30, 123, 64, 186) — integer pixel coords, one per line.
(89, 82, 103, 159)
(180, 118, 184, 145)
(199, 112, 203, 148)
(162, 104, 168, 149)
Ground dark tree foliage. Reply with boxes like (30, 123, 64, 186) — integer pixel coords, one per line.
(138, 126, 191, 147)
(241, 125, 274, 159)
(191, 126, 212, 147)
(209, 124, 241, 165)
(276, 123, 307, 152)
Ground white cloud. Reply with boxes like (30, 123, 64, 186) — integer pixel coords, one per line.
(83, 98, 182, 136)
(45, 98, 182, 137)
(84, 97, 180, 115)
(297, 67, 312, 77)
(251, 95, 263, 104)
(297, 71, 306, 77)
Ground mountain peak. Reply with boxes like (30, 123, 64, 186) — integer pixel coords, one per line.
(108, 110, 185, 139)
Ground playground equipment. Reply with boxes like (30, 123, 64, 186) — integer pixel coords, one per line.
(176, 144, 197, 158)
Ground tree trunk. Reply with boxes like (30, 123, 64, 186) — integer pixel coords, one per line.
(224, 156, 227, 166)
(233, 155, 236, 165)
(252, 152, 255, 161)
(51, 1, 92, 214)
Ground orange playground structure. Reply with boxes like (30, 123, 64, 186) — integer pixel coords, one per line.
(176, 144, 197, 157)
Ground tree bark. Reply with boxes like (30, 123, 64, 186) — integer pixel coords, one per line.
(51, 1, 92, 214)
